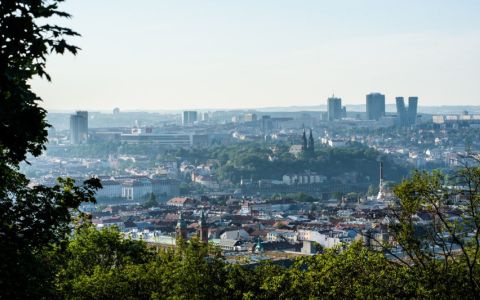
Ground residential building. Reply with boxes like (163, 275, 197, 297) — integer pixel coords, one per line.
(120, 133, 207, 148)
(167, 197, 198, 208)
(282, 172, 326, 185)
(182, 111, 198, 126)
(95, 180, 122, 198)
(70, 111, 88, 144)
(396, 96, 418, 126)
(121, 178, 152, 200)
(327, 96, 342, 121)
(366, 93, 385, 120)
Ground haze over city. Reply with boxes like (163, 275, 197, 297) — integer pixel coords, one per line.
(31, 0, 480, 111)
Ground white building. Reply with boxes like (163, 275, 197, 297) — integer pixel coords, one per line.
(121, 178, 152, 200)
(151, 178, 179, 198)
(220, 229, 250, 241)
(96, 180, 122, 198)
(283, 172, 327, 185)
(289, 145, 304, 157)
(266, 230, 298, 243)
(297, 229, 351, 248)
(323, 138, 348, 148)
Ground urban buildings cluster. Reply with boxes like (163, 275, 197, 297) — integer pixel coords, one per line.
(22, 92, 479, 263)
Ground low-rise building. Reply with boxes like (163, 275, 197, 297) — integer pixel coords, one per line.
(167, 197, 198, 208)
(297, 229, 352, 248)
(282, 172, 327, 185)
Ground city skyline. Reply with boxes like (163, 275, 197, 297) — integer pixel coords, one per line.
(31, 0, 480, 110)
(4, 1, 480, 297)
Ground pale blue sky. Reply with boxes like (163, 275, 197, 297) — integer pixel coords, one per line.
(32, 0, 480, 110)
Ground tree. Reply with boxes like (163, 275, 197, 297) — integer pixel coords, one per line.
(285, 242, 412, 299)
(143, 192, 158, 208)
(57, 227, 229, 300)
(381, 160, 480, 298)
(1, 0, 80, 166)
(0, 1, 101, 298)
(56, 225, 152, 299)
(0, 174, 101, 299)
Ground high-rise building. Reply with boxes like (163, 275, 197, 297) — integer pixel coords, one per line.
(395, 97, 407, 126)
(366, 93, 385, 120)
(327, 96, 342, 121)
(70, 111, 88, 144)
(182, 111, 198, 126)
(201, 112, 209, 122)
(396, 96, 418, 126)
(261, 115, 273, 133)
(244, 113, 257, 122)
(407, 97, 418, 126)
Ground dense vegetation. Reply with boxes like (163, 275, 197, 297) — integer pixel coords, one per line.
(46, 140, 410, 186)
(171, 143, 410, 183)
(49, 212, 480, 299)
(0, 1, 101, 298)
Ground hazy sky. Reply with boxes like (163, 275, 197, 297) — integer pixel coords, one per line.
(32, 0, 480, 111)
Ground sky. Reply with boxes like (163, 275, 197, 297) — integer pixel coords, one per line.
(32, 0, 480, 111)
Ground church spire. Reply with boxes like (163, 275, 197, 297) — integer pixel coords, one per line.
(198, 209, 208, 243)
(308, 128, 314, 155)
(176, 211, 187, 240)
(302, 126, 308, 152)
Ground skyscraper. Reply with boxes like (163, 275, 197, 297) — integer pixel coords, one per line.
(327, 96, 342, 121)
(395, 97, 407, 126)
(396, 96, 418, 126)
(407, 97, 418, 126)
(182, 111, 198, 126)
(366, 93, 385, 120)
(70, 111, 88, 144)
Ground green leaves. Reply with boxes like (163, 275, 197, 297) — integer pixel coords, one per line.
(0, 2, 95, 297)
(1, 0, 79, 165)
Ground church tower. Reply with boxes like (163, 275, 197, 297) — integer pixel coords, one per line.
(198, 210, 208, 243)
(301, 127, 308, 152)
(308, 129, 315, 156)
(176, 212, 187, 240)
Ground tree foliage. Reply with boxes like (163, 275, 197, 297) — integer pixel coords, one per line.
(384, 162, 480, 298)
(0, 1, 101, 298)
(142, 193, 159, 208)
(168, 142, 409, 184)
(0, 0, 80, 165)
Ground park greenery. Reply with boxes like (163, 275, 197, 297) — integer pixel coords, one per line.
(0, 1, 101, 298)
(2, 1, 480, 299)
(171, 143, 412, 189)
(47, 141, 411, 186)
